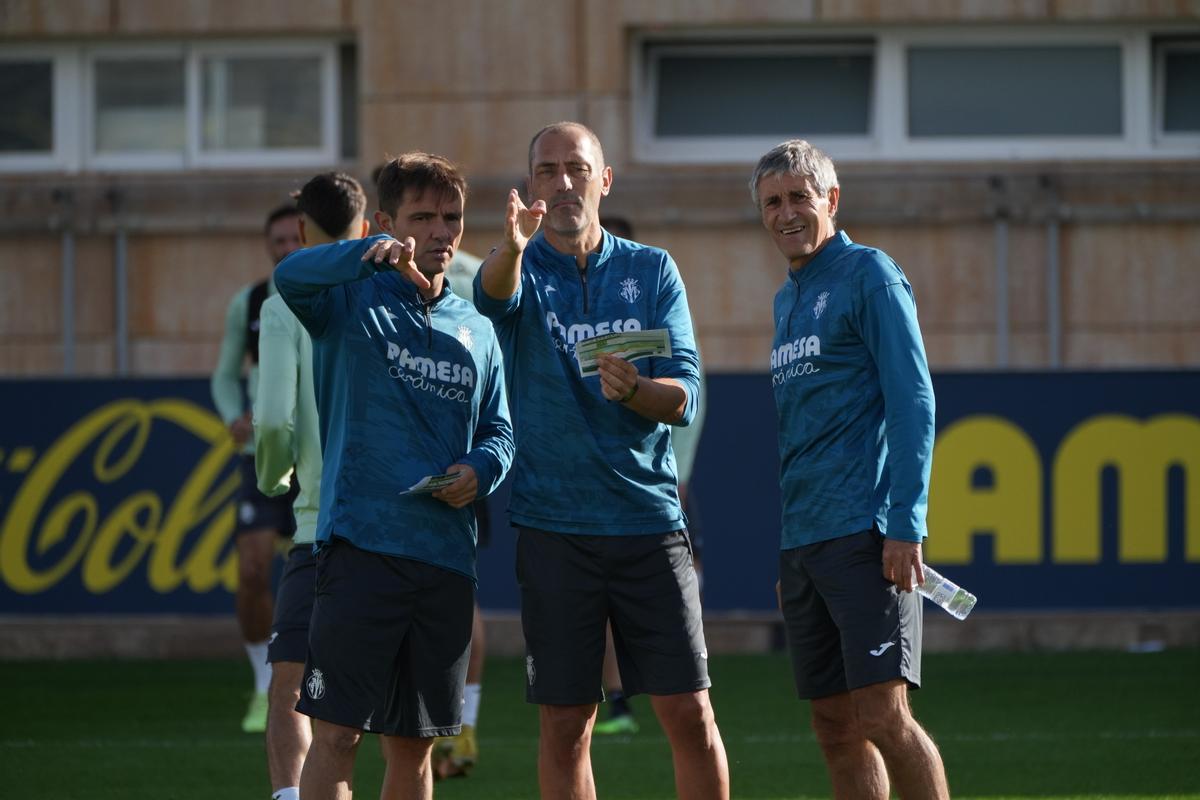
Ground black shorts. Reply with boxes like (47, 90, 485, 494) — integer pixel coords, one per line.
(779, 529, 922, 700)
(268, 545, 317, 664)
(296, 538, 474, 737)
(235, 454, 298, 537)
(516, 527, 710, 705)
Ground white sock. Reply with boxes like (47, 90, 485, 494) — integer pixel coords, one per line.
(245, 640, 271, 694)
(271, 788, 299, 800)
(462, 683, 481, 727)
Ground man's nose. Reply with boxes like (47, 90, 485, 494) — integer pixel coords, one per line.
(553, 169, 573, 193)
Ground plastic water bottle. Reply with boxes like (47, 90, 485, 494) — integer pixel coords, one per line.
(916, 565, 977, 620)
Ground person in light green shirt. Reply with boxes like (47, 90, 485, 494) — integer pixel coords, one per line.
(212, 204, 303, 735)
(253, 172, 370, 800)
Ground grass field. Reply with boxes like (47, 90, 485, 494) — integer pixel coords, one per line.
(1, 650, 1198, 799)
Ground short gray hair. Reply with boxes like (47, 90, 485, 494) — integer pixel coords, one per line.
(749, 139, 839, 208)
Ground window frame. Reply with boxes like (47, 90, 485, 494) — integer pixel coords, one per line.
(634, 38, 879, 164)
(84, 43, 189, 171)
(1153, 37, 1200, 149)
(0, 46, 80, 172)
(633, 24, 1200, 164)
(0, 38, 342, 173)
(188, 39, 340, 169)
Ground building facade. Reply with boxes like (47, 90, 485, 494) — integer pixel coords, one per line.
(2, 0, 1198, 375)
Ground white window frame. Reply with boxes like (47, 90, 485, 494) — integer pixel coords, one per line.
(0, 46, 80, 173)
(891, 27, 1144, 161)
(85, 43, 189, 171)
(189, 39, 339, 169)
(635, 39, 878, 163)
(0, 39, 341, 173)
(1153, 37, 1200, 150)
(633, 24, 1200, 164)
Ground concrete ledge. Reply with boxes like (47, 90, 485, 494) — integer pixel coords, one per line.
(1, 611, 1197, 660)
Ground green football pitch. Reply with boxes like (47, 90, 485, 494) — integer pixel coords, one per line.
(2, 650, 1197, 799)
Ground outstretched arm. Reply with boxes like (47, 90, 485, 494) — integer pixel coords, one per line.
(478, 188, 546, 301)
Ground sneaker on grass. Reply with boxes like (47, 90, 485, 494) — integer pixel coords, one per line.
(241, 691, 268, 734)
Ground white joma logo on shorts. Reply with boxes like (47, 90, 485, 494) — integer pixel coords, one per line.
(869, 641, 895, 657)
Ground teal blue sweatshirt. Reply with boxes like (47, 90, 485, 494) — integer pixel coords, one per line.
(275, 235, 514, 581)
(474, 230, 700, 535)
(771, 231, 935, 549)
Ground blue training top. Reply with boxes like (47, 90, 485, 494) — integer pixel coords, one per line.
(474, 230, 700, 535)
(275, 235, 514, 581)
(771, 230, 935, 549)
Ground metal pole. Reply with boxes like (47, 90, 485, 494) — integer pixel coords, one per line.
(994, 217, 1009, 368)
(1046, 218, 1061, 369)
(115, 228, 129, 375)
(61, 229, 76, 375)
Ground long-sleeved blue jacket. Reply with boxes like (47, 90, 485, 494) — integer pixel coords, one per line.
(771, 231, 935, 549)
(275, 235, 514, 580)
(474, 230, 699, 535)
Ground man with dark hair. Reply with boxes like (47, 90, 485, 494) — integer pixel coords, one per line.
(212, 202, 303, 733)
(275, 152, 514, 800)
(475, 122, 729, 799)
(253, 172, 369, 800)
(369, 160, 491, 781)
(752, 138, 949, 800)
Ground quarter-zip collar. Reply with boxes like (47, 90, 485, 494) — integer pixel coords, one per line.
(377, 268, 453, 310)
(789, 230, 851, 289)
(527, 229, 616, 277)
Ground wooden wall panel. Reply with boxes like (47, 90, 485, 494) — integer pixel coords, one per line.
(127, 234, 266, 338)
(361, 99, 582, 177)
(360, 0, 577, 98)
(0, 238, 61, 337)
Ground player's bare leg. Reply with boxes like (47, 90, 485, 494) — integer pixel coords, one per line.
(649, 689, 729, 800)
(266, 661, 310, 793)
(236, 529, 276, 641)
(810, 692, 888, 800)
(538, 703, 598, 800)
(300, 720, 361, 800)
(380, 735, 436, 800)
(852, 679, 949, 800)
(237, 528, 276, 731)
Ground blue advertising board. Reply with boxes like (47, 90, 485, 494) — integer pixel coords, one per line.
(1, 372, 1196, 614)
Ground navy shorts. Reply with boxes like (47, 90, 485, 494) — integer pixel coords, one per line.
(779, 529, 922, 700)
(268, 545, 316, 664)
(516, 528, 710, 705)
(235, 454, 297, 537)
(297, 538, 474, 737)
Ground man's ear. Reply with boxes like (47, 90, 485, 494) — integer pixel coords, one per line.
(827, 186, 840, 219)
(374, 210, 393, 234)
(298, 216, 309, 246)
(359, 218, 370, 239)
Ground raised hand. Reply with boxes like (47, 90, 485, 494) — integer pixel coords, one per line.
(362, 236, 431, 291)
(503, 188, 546, 255)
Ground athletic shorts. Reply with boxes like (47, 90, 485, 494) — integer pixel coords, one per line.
(268, 544, 317, 664)
(779, 528, 922, 700)
(516, 527, 710, 705)
(234, 454, 298, 537)
(296, 537, 474, 737)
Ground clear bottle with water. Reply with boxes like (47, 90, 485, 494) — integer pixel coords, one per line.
(917, 565, 977, 620)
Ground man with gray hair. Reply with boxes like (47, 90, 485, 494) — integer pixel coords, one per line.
(752, 139, 949, 800)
